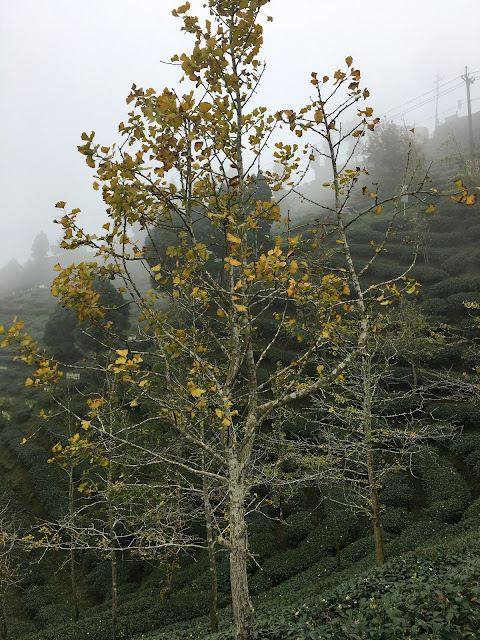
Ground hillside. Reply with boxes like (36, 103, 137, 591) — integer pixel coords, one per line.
(0, 194, 480, 639)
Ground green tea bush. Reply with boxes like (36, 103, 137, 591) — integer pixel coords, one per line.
(349, 228, 385, 243)
(348, 243, 377, 259)
(283, 510, 316, 546)
(86, 561, 130, 601)
(428, 401, 480, 428)
(430, 274, 480, 298)
(449, 434, 480, 475)
(279, 415, 317, 437)
(446, 291, 480, 312)
(263, 347, 298, 367)
(0, 423, 65, 519)
(379, 474, 412, 509)
(337, 535, 374, 565)
(423, 231, 464, 247)
(428, 343, 465, 368)
(7, 618, 36, 639)
(21, 590, 213, 640)
(449, 433, 480, 456)
(238, 531, 480, 640)
(460, 496, 480, 528)
(36, 603, 73, 627)
(23, 584, 56, 617)
(21, 562, 46, 588)
(467, 223, 480, 239)
(369, 218, 392, 232)
(413, 450, 470, 523)
(369, 262, 406, 280)
(444, 253, 466, 275)
(428, 215, 458, 232)
(422, 247, 455, 265)
(410, 264, 447, 283)
(421, 297, 448, 317)
(385, 521, 452, 559)
(381, 244, 417, 262)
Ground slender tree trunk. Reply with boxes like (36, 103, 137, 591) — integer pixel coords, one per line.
(362, 356, 385, 566)
(69, 468, 79, 622)
(328, 485, 341, 568)
(110, 548, 118, 640)
(203, 473, 218, 633)
(368, 462, 385, 566)
(107, 462, 118, 640)
(410, 359, 418, 391)
(228, 461, 254, 640)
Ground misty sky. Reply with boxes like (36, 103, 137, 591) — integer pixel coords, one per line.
(1, 0, 479, 270)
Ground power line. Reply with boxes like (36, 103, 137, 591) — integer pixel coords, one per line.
(385, 82, 465, 123)
(379, 73, 462, 119)
(377, 67, 479, 125)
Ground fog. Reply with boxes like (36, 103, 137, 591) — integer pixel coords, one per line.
(1, 0, 479, 270)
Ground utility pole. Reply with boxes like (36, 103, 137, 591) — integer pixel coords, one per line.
(461, 66, 475, 160)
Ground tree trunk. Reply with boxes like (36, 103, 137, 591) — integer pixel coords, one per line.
(362, 355, 385, 566)
(107, 461, 118, 640)
(228, 462, 254, 640)
(110, 549, 118, 640)
(69, 468, 79, 622)
(203, 473, 218, 633)
(411, 360, 418, 391)
(367, 451, 385, 566)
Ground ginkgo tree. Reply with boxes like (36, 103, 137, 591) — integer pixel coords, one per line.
(0, 1, 438, 639)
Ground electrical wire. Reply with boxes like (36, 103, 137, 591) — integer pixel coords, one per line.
(385, 82, 465, 122)
(379, 74, 462, 119)
(378, 66, 479, 125)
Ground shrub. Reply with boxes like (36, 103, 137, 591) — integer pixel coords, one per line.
(23, 584, 56, 617)
(409, 264, 447, 283)
(413, 449, 470, 523)
(283, 510, 316, 546)
(86, 561, 130, 601)
(428, 401, 480, 428)
(381, 244, 417, 262)
(349, 228, 385, 244)
(382, 507, 412, 534)
(430, 274, 480, 298)
(379, 474, 413, 509)
(369, 261, 406, 280)
(460, 496, 480, 528)
(449, 433, 480, 457)
(446, 291, 480, 312)
(421, 247, 453, 265)
(444, 253, 466, 275)
(428, 343, 465, 368)
(340, 535, 375, 564)
(467, 223, 480, 239)
(421, 297, 448, 317)
(423, 231, 464, 247)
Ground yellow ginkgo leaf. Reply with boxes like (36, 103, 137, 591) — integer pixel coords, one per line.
(187, 381, 206, 398)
